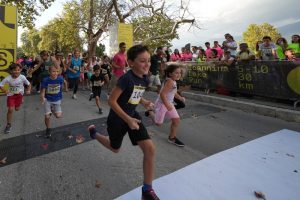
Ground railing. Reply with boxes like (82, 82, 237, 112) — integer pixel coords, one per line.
(170, 61, 300, 107)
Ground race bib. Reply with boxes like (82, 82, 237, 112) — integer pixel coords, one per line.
(73, 66, 80, 71)
(93, 80, 102, 87)
(128, 85, 145, 105)
(47, 84, 60, 94)
(45, 65, 50, 71)
(9, 86, 20, 94)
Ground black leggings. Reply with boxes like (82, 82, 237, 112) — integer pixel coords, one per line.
(174, 97, 185, 109)
(69, 77, 79, 94)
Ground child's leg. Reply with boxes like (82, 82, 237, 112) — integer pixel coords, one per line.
(95, 96, 100, 109)
(45, 114, 51, 128)
(6, 107, 14, 124)
(137, 139, 155, 185)
(88, 125, 120, 153)
(169, 118, 180, 139)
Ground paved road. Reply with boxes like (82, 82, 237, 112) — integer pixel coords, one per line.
(0, 89, 299, 200)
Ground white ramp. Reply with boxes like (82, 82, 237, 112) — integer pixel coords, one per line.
(116, 129, 300, 200)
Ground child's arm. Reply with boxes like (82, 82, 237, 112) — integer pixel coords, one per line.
(0, 78, 9, 94)
(40, 88, 46, 104)
(140, 98, 154, 110)
(174, 92, 185, 102)
(160, 79, 175, 111)
(23, 76, 31, 94)
(108, 87, 141, 130)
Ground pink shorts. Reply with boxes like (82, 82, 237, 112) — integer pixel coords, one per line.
(80, 73, 84, 81)
(154, 101, 179, 124)
(7, 94, 23, 108)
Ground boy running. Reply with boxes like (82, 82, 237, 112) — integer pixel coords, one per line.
(40, 66, 64, 138)
(89, 64, 107, 114)
(0, 63, 31, 134)
(87, 45, 160, 200)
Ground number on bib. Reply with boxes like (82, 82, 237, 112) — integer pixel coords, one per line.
(47, 84, 60, 94)
(9, 86, 20, 94)
(128, 85, 145, 105)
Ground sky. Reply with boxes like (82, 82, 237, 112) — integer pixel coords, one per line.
(18, 0, 300, 51)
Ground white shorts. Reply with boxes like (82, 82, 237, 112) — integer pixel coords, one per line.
(149, 74, 161, 87)
(44, 100, 62, 115)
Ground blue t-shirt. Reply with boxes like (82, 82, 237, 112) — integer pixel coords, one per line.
(108, 70, 149, 123)
(42, 76, 64, 102)
(67, 57, 82, 78)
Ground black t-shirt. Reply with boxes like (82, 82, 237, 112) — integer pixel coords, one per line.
(150, 54, 162, 75)
(108, 70, 149, 122)
(90, 73, 105, 88)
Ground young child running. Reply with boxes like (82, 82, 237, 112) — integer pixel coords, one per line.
(89, 64, 107, 114)
(0, 63, 31, 134)
(87, 45, 160, 200)
(40, 66, 64, 138)
(146, 64, 185, 147)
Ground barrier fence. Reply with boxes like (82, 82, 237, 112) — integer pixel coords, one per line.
(178, 61, 300, 101)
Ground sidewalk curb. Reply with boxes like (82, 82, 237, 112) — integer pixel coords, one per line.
(183, 91, 300, 123)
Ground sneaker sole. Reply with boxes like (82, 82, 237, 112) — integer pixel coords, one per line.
(88, 125, 96, 131)
(168, 140, 185, 147)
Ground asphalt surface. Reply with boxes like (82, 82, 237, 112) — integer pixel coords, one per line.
(0, 88, 299, 200)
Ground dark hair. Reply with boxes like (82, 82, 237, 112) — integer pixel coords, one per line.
(93, 64, 101, 71)
(292, 34, 300, 43)
(211, 49, 218, 57)
(164, 64, 180, 78)
(263, 36, 272, 41)
(205, 42, 210, 45)
(9, 62, 22, 71)
(119, 42, 126, 48)
(40, 50, 48, 56)
(256, 41, 263, 51)
(127, 45, 149, 61)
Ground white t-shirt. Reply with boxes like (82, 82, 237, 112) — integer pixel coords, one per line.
(0, 75, 30, 96)
(227, 41, 238, 56)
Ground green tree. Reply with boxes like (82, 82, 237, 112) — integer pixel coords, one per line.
(242, 23, 282, 51)
(95, 43, 106, 57)
(39, 17, 83, 55)
(20, 28, 41, 56)
(132, 15, 179, 50)
(16, 47, 25, 59)
(0, 0, 55, 28)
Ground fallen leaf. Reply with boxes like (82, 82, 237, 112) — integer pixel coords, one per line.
(95, 180, 101, 188)
(191, 114, 199, 119)
(67, 135, 73, 139)
(35, 134, 43, 138)
(286, 153, 295, 158)
(0, 157, 7, 164)
(40, 144, 49, 150)
(210, 115, 217, 119)
(254, 191, 266, 200)
(76, 135, 85, 144)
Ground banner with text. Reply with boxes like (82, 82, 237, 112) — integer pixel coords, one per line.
(181, 61, 300, 100)
(0, 5, 17, 94)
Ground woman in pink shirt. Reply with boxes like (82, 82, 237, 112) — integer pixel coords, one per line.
(170, 49, 181, 61)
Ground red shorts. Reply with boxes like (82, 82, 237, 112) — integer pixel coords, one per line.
(7, 94, 23, 108)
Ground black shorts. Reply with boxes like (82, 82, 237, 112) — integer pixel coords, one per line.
(84, 72, 88, 79)
(107, 112, 150, 149)
(92, 87, 102, 97)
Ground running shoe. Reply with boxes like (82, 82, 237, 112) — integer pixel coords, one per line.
(4, 124, 11, 134)
(89, 93, 93, 101)
(168, 137, 185, 147)
(142, 188, 160, 200)
(45, 128, 52, 138)
(72, 94, 77, 100)
(88, 125, 97, 139)
(98, 108, 103, 114)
